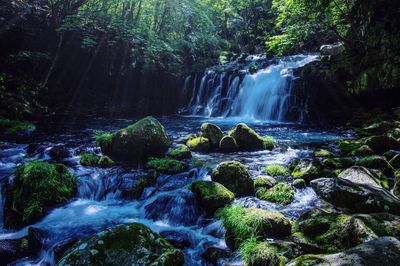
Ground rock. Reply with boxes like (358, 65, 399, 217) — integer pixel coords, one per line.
(338, 166, 389, 189)
(365, 135, 400, 154)
(49, 145, 70, 160)
(293, 179, 306, 189)
(322, 157, 354, 169)
(313, 149, 332, 157)
(384, 150, 400, 161)
(186, 137, 210, 152)
(80, 153, 100, 167)
(120, 172, 156, 200)
(254, 176, 277, 190)
(200, 123, 224, 148)
(101, 116, 171, 162)
(4, 161, 76, 227)
(167, 144, 192, 159)
(57, 223, 184, 266)
(291, 159, 323, 182)
(256, 183, 295, 205)
(0, 236, 30, 265)
(146, 157, 188, 174)
(28, 227, 48, 254)
(219, 136, 238, 152)
(288, 159, 301, 172)
(288, 237, 400, 266)
(389, 154, 400, 169)
(54, 238, 78, 262)
(191, 181, 234, 215)
(217, 205, 292, 250)
(201, 246, 230, 265)
(311, 177, 400, 215)
(98, 156, 115, 168)
(229, 123, 274, 150)
(351, 145, 375, 156)
(160, 231, 191, 249)
(320, 42, 345, 56)
(0, 119, 36, 139)
(264, 164, 289, 177)
(338, 139, 364, 154)
(356, 155, 392, 174)
(211, 161, 254, 196)
(357, 121, 394, 136)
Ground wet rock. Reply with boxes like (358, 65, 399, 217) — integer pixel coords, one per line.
(167, 144, 192, 159)
(322, 157, 355, 169)
(288, 237, 400, 266)
(229, 123, 274, 151)
(146, 157, 188, 174)
(120, 172, 156, 200)
(80, 153, 100, 167)
(356, 155, 392, 175)
(219, 136, 238, 152)
(200, 123, 224, 148)
(160, 231, 191, 249)
(254, 176, 277, 190)
(389, 154, 400, 169)
(384, 150, 400, 161)
(28, 227, 49, 254)
(186, 137, 211, 152)
(57, 223, 184, 266)
(54, 238, 79, 262)
(211, 161, 254, 196)
(311, 177, 400, 215)
(100, 116, 171, 163)
(98, 156, 115, 168)
(292, 159, 323, 182)
(255, 183, 295, 205)
(357, 121, 394, 136)
(0, 236, 30, 265)
(351, 145, 374, 156)
(264, 164, 289, 177)
(201, 246, 230, 265)
(191, 181, 234, 215)
(320, 43, 345, 56)
(49, 145, 70, 160)
(313, 149, 332, 158)
(293, 179, 306, 189)
(338, 166, 388, 189)
(365, 135, 400, 154)
(338, 139, 365, 154)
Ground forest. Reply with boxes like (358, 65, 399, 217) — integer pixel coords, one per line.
(0, 0, 400, 265)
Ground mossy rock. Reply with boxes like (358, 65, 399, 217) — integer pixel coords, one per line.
(254, 176, 277, 190)
(291, 160, 323, 182)
(256, 183, 295, 205)
(389, 154, 400, 169)
(49, 145, 70, 160)
(229, 123, 275, 151)
(338, 139, 364, 154)
(94, 131, 113, 155)
(293, 179, 306, 189)
(313, 149, 332, 158)
(167, 144, 192, 160)
(5, 161, 76, 227)
(365, 135, 400, 154)
(80, 153, 100, 167)
(338, 166, 389, 189)
(146, 157, 188, 174)
(264, 164, 289, 177)
(100, 117, 171, 163)
(200, 123, 224, 148)
(0, 119, 36, 138)
(216, 205, 292, 250)
(186, 137, 210, 152)
(98, 156, 115, 168)
(191, 181, 234, 215)
(219, 136, 238, 152)
(384, 150, 400, 161)
(351, 145, 375, 156)
(357, 121, 394, 136)
(211, 161, 254, 196)
(288, 159, 301, 172)
(57, 223, 184, 266)
(322, 157, 354, 169)
(356, 155, 392, 174)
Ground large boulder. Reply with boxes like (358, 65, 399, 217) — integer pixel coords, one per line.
(365, 135, 400, 154)
(211, 161, 254, 196)
(57, 223, 184, 266)
(322, 157, 354, 169)
(288, 237, 400, 266)
(167, 144, 192, 160)
(186, 137, 210, 152)
(356, 155, 392, 175)
(229, 123, 274, 150)
(200, 123, 224, 148)
(292, 160, 323, 182)
(351, 145, 375, 157)
(191, 181, 234, 215)
(311, 178, 400, 215)
(100, 117, 171, 162)
(4, 161, 77, 228)
(357, 121, 394, 136)
(219, 136, 238, 152)
(338, 166, 389, 189)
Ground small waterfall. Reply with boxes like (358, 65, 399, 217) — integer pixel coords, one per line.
(183, 54, 319, 122)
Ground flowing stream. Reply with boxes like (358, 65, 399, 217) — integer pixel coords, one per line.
(0, 116, 352, 265)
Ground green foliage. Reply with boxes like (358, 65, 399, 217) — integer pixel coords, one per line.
(240, 239, 286, 266)
(264, 164, 289, 177)
(146, 157, 187, 174)
(94, 131, 113, 147)
(0, 119, 36, 136)
(80, 153, 100, 167)
(11, 161, 76, 223)
(256, 183, 294, 205)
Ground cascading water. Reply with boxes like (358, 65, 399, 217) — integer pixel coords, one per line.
(183, 54, 319, 122)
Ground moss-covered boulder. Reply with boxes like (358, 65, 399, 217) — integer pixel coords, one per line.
(5, 161, 76, 227)
(167, 144, 192, 160)
(211, 161, 254, 196)
(338, 166, 389, 189)
(293, 179, 306, 189)
(351, 145, 375, 156)
(254, 176, 277, 190)
(49, 145, 70, 160)
(99, 117, 171, 162)
(288, 237, 400, 266)
(365, 135, 400, 154)
(0, 119, 36, 139)
(356, 155, 392, 174)
(219, 136, 238, 152)
(256, 183, 295, 205)
(313, 149, 332, 158)
(191, 181, 234, 215)
(357, 121, 394, 136)
(146, 157, 188, 174)
(80, 153, 100, 167)
(264, 164, 289, 177)
(216, 205, 292, 250)
(98, 156, 115, 168)
(322, 157, 354, 169)
(186, 137, 210, 152)
(229, 123, 275, 150)
(291, 160, 323, 182)
(57, 223, 184, 266)
(200, 123, 224, 148)
(338, 139, 364, 154)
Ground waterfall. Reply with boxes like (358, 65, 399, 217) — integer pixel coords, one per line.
(183, 54, 319, 122)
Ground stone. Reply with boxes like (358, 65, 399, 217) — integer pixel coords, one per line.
(320, 43, 345, 56)
(191, 181, 234, 215)
(229, 123, 274, 150)
(293, 179, 306, 189)
(254, 176, 277, 190)
(338, 166, 388, 189)
(219, 136, 238, 152)
(186, 137, 211, 152)
(291, 159, 323, 182)
(256, 183, 295, 205)
(200, 123, 224, 148)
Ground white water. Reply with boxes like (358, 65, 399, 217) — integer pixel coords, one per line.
(185, 54, 319, 122)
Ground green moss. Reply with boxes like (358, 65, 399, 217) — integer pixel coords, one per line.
(80, 153, 100, 167)
(168, 144, 191, 159)
(187, 137, 210, 152)
(240, 239, 286, 266)
(98, 156, 115, 168)
(289, 254, 326, 266)
(200, 123, 224, 148)
(293, 179, 306, 189)
(11, 161, 76, 223)
(146, 157, 187, 174)
(264, 164, 289, 177)
(229, 123, 275, 151)
(191, 181, 234, 215)
(313, 149, 332, 157)
(322, 157, 354, 169)
(263, 136, 276, 150)
(254, 176, 277, 190)
(219, 135, 238, 152)
(351, 145, 374, 156)
(291, 160, 323, 181)
(0, 119, 35, 136)
(256, 183, 294, 205)
(94, 131, 113, 153)
(338, 139, 364, 154)
(357, 155, 391, 172)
